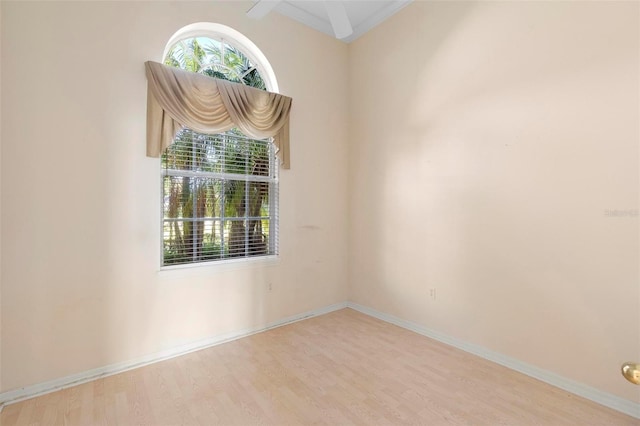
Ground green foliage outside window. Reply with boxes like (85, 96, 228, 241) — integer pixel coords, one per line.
(162, 37, 275, 266)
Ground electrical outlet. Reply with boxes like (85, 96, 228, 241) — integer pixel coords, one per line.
(267, 282, 273, 292)
(429, 288, 436, 300)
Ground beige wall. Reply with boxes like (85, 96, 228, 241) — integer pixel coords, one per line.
(0, 0, 3, 393)
(348, 1, 639, 403)
(1, 0, 638, 407)
(0, 1, 349, 392)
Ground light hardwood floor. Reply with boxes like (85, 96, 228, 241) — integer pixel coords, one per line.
(1, 308, 637, 425)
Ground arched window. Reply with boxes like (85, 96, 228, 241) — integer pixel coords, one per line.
(161, 24, 279, 267)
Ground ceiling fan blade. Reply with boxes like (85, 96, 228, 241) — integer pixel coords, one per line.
(324, 1, 353, 39)
(247, 0, 283, 19)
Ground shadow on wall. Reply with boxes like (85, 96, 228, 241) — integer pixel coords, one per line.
(364, 0, 638, 400)
(357, 1, 478, 313)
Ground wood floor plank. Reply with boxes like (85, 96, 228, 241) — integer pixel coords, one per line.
(1, 308, 638, 425)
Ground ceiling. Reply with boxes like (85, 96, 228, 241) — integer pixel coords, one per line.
(249, 1, 413, 43)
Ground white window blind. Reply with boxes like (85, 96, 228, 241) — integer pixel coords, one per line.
(161, 128, 278, 266)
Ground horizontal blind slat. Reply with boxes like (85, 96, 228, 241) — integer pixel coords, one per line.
(161, 128, 278, 267)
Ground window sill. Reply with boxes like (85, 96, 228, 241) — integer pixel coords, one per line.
(158, 255, 279, 275)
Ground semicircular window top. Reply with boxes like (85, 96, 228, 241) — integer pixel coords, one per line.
(160, 31, 278, 268)
(164, 36, 267, 90)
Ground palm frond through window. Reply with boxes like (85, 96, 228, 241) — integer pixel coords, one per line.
(161, 37, 277, 266)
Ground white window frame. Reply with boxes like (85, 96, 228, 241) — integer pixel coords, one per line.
(159, 23, 280, 270)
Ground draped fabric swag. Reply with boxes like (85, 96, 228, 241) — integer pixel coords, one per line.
(145, 61, 292, 169)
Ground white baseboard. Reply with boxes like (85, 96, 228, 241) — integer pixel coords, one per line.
(347, 301, 640, 420)
(3, 300, 638, 420)
(0, 301, 348, 408)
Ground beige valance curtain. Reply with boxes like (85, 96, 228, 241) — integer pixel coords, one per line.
(145, 61, 292, 169)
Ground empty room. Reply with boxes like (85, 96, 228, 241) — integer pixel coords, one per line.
(1, 0, 639, 424)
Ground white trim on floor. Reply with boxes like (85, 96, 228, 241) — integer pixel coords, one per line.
(2, 301, 638, 420)
(347, 302, 640, 420)
(0, 301, 348, 409)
